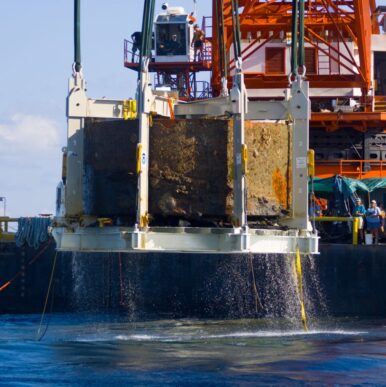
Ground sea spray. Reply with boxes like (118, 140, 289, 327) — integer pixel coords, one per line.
(206, 253, 327, 327)
(302, 254, 329, 324)
(70, 252, 327, 322)
(118, 252, 142, 320)
(71, 252, 140, 316)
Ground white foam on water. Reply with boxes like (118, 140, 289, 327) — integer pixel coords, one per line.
(203, 330, 366, 338)
(113, 330, 366, 342)
(116, 334, 164, 341)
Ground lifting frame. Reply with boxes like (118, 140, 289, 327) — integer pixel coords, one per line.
(52, 0, 319, 255)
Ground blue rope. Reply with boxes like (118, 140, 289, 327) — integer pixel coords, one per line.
(16, 217, 51, 249)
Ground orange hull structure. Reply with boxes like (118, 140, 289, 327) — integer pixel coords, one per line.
(316, 160, 386, 179)
(211, 0, 386, 180)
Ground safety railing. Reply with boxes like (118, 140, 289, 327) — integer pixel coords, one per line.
(312, 216, 361, 245)
(124, 38, 212, 65)
(192, 80, 212, 99)
(317, 159, 386, 179)
(339, 160, 385, 179)
(0, 217, 18, 242)
(124, 39, 140, 64)
(202, 16, 212, 40)
(201, 42, 212, 63)
(373, 95, 386, 112)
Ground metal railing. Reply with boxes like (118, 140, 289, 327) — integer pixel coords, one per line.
(373, 95, 386, 112)
(317, 159, 386, 179)
(0, 217, 18, 242)
(202, 16, 212, 40)
(124, 39, 140, 64)
(312, 216, 360, 245)
(124, 38, 212, 65)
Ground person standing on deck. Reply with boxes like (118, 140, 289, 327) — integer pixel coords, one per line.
(379, 204, 385, 236)
(131, 31, 142, 62)
(191, 24, 205, 61)
(366, 200, 381, 244)
(353, 198, 366, 244)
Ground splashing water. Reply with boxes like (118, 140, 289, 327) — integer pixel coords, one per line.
(70, 252, 327, 329)
(205, 253, 327, 329)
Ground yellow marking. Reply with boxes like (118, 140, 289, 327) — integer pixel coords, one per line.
(136, 143, 142, 174)
(140, 213, 149, 228)
(352, 217, 359, 245)
(312, 216, 352, 222)
(241, 144, 248, 174)
(97, 218, 112, 228)
(308, 149, 315, 177)
(123, 99, 137, 120)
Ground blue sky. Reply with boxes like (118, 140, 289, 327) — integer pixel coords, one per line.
(0, 0, 211, 217)
(0, 0, 385, 217)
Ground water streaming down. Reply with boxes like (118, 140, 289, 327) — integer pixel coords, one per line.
(205, 253, 328, 328)
(4, 253, 385, 385)
(70, 251, 327, 329)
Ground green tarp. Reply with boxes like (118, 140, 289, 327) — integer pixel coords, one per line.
(361, 178, 386, 192)
(311, 176, 386, 194)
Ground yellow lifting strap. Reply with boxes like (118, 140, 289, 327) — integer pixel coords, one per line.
(295, 247, 309, 331)
(123, 99, 137, 120)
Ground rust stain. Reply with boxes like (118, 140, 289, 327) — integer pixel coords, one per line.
(272, 167, 287, 208)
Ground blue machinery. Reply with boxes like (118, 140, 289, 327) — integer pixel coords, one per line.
(52, 0, 318, 255)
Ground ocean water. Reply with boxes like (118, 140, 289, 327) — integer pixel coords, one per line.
(1, 314, 386, 386)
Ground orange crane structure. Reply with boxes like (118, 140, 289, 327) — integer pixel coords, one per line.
(210, 0, 386, 179)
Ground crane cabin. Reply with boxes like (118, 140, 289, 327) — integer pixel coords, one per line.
(154, 6, 194, 63)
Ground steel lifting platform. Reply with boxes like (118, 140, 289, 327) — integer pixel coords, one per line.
(52, 68, 319, 255)
(53, 226, 318, 255)
(52, 1, 319, 255)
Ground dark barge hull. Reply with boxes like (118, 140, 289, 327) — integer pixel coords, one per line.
(0, 239, 385, 317)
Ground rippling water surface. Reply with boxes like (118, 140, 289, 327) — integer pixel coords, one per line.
(1, 315, 386, 385)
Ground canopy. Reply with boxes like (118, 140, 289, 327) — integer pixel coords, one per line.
(361, 178, 386, 192)
(311, 176, 370, 195)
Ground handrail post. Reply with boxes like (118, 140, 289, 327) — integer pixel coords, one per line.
(360, 160, 362, 179)
(353, 217, 359, 245)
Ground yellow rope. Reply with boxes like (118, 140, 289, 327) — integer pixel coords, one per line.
(295, 247, 308, 331)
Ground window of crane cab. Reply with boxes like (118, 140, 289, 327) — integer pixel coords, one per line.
(305, 47, 317, 74)
(156, 23, 187, 56)
(265, 47, 286, 74)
